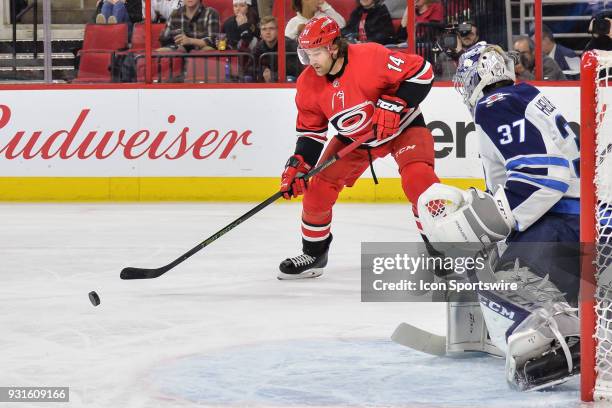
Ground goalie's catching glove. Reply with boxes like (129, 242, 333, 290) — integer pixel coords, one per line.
(417, 183, 515, 245)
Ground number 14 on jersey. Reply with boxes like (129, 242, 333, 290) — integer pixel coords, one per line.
(387, 55, 405, 72)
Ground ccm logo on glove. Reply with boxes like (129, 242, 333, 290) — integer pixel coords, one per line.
(376, 98, 405, 112)
(372, 95, 407, 141)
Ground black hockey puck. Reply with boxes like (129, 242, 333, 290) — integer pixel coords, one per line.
(88, 291, 101, 307)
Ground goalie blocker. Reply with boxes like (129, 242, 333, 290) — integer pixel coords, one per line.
(417, 183, 580, 391)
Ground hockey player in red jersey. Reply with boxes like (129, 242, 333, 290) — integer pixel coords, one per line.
(278, 16, 440, 279)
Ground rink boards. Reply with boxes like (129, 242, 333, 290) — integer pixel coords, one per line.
(0, 86, 579, 201)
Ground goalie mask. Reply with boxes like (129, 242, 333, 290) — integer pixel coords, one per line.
(453, 42, 516, 113)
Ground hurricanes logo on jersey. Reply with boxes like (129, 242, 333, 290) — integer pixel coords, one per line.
(329, 101, 375, 136)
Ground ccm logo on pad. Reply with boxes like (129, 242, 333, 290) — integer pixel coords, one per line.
(479, 294, 516, 320)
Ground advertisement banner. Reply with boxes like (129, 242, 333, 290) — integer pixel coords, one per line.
(0, 87, 580, 179)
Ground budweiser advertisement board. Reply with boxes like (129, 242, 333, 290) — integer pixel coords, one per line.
(0, 87, 579, 178)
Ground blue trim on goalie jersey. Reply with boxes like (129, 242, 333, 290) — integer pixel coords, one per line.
(476, 83, 540, 110)
(504, 181, 539, 211)
(550, 197, 580, 215)
(507, 173, 570, 193)
(505, 156, 570, 171)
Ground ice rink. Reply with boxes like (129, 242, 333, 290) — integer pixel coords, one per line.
(0, 203, 582, 407)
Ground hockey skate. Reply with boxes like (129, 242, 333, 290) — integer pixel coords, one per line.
(509, 334, 580, 391)
(278, 235, 332, 280)
(476, 258, 581, 392)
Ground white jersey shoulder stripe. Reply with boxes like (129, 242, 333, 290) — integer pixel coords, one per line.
(405, 60, 433, 85)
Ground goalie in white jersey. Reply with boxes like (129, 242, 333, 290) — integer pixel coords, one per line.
(418, 42, 580, 391)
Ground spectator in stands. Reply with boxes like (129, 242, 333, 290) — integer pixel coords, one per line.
(513, 35, 565, 81)
(341, 0, 394, 44)
(257, 0, 273, 20)
(414, 0, 443, 23)
(159, 0, 220, 51)
(146, 0, 183, 23)
(458, 21, 479, 50)
(531, 24, 580, 79)
(96, 0, 142, 25)
(254, 16, 299, 82)
(435, 21, 480, 80)
(396, 0, 444, 43)
(222, 0, 260, 50)
(383, 0, 407, 20)
(285, 0, 346, 40)
(585, 9, 612, 51)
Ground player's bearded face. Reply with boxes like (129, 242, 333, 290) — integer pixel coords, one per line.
(304, 47, 334, 76)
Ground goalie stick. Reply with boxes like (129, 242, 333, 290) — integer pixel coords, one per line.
(120, 132, 375, 280)
(391, 322, 504, 357)
(391, 301, 504, 357)
(391, 322, 447, 356)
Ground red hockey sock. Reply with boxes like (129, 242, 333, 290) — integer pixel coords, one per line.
(301, 177, 342, 245)
(399, 161, 440, 232)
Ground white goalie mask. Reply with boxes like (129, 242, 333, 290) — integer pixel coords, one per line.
(453, 42, 516, 113)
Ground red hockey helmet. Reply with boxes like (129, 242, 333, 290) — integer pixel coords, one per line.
(297, 17, 340, 64)
(298, 17, 340, 49)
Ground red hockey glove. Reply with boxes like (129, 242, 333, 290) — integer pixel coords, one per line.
(280, 154, 312, 199)
(372, 95, 407, 141)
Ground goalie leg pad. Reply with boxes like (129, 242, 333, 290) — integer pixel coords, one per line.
(477, 289, 530, 355)
(446, 300, 504, 357)
(506, 305, 580, 391)
(477, 257, 580, 391)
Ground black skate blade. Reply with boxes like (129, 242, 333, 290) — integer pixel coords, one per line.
(277, 269, 324, 280)
(515, 338, 580, 391)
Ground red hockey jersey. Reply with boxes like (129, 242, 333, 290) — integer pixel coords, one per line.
(295, 42, 433, 148)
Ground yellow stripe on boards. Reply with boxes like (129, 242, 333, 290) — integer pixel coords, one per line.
(0, 177, 486, 202)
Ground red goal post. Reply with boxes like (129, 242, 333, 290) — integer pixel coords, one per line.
(580, 50, 612, 403)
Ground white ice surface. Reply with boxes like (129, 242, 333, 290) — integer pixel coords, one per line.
(0, 203, 584, 408)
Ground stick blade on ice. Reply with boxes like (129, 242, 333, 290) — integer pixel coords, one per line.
(391, 322, 446, 356)
(120, 267, 165, 280)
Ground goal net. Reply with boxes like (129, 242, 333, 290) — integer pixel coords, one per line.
(581, 50, 612, 402)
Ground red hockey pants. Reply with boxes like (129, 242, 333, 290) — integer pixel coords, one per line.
(301, 126, 440, 243)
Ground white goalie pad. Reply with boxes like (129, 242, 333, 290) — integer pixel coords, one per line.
(476, 254, 580, 390)
(417, 183, 514, 245)
(446, 300, 504, 357)
(505, 302, 580, 390)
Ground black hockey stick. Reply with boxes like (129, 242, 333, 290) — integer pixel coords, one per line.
(120, 132, 374, 280)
